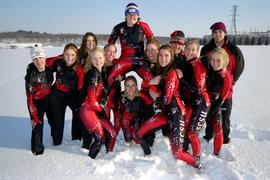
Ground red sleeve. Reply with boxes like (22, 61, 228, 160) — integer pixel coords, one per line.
(193, 60, 211, 106)
(163, 70, 178, 105)
(76, 65, 85, 90)
(139, 91, 153, 105)
(46, 54, 63, 67)
(137, 21, 154, 40)
(86, 83, 103, 112)
(25, 85, 40, 127)
(220, 70, 233, 102)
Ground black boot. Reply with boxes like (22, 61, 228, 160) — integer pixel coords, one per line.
(139, 139, 151, 155)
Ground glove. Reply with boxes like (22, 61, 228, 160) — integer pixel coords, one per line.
(208, 98, 222, 116)
(98, 110, 107, 120)
(153, 97, 163, 115)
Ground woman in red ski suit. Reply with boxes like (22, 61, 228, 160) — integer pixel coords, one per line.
(118, 76, 153, 144)
(107, 3, 155, 87)
(201, 22, 244, 144)
(25, 45, 54, 155)
(46, 43, 85, 146)
(136, 44, 201, 168)
(205, 48, 232, 156)
(178, 40, 210, 162)
(79, 47, 116, 159)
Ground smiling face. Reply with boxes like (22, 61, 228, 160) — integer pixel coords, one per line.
(126, 13, 138, 27)
(146, 43, 159, 62)
(213, 30, 226, 44)
(105, 45, 117, 62)
(184, 42, 199, 61)
(86, 35, 96, 50)
(210, 53, 224, 71)
(33, 57, 46, 72)
(124, 77, 138, 99)
(64, 49, 77, 66)
(90, 51, 105, 71)
(170, 39, 184, 56)
(158, 48, 172, 67)
(210, 48, 229, 71)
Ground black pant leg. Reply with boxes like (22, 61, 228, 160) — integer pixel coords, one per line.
(221, 98, 232, 140)
(31, 98, 48, 155)
(51, 91, 67, 145)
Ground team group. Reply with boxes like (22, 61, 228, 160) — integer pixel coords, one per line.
(25, 3, 244, 169)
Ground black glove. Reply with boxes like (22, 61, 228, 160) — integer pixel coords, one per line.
(153, 97, 163, 115)
(209, 98, 222, 116)
(98, 110, 107, 120)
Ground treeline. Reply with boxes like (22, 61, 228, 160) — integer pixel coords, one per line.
(0, 30, 170, 46)
(201, 34, 270, 45)
(0, 30, 269, 46)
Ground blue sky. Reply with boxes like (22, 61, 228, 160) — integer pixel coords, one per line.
(0, 0, 269, 37)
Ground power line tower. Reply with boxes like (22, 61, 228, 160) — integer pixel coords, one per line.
(229, 5, 239, 35)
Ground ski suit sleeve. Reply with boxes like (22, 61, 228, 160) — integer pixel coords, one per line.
(232, 46, 245, 84)
(86, 73, 103, 112)
(163, 70, 178, 105)
(76, 65, 85, 91)
(25, 66, 40, 127)
(139, 91, 153, 105)
(45, 54, 64, 67)
(194, 61, 211, 107)
(108, 24, 119, 44)
(137, 21, 154, 40)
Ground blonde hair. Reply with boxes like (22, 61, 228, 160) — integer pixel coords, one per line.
(104, 44, 117, 53)
(123, 76, 139, 97)
(210, 48, 229, 70)
(84, 47, 105, 73)
(185, 39, 200, 53)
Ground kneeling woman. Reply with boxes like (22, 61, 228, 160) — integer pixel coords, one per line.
(80, 47, 116, 159)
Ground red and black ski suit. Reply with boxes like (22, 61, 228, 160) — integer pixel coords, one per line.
(25, 63, 54, 155)
(118, 92, 152, 143)
(136, 70, 198, 167)
(179, 57, 211, 158)
(107, 21, 156, 89)
(46, 58, 84, 145)
(206, 67, 232, 155)
(79, 67, 116, 159)
(201, 37, 245, 141)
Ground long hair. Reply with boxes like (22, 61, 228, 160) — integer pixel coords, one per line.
(83, 47, 105, 73)
(63, 43, 80, 66)
(78, 32, 98, 60)
(123, 75, 139, 97)
(156, 44, 175, 78)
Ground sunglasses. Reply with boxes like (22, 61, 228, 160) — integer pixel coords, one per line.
(170, 41, 184, 46)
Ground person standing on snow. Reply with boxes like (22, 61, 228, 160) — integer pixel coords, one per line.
(25, 45, 54, 155)
(201, 22, 245, 144)
(79, 47, 116, 158)
(206, 48, 232, 156)
(46, 43, 85, 146)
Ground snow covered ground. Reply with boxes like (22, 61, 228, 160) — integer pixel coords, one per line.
(0, 46, 269, 180)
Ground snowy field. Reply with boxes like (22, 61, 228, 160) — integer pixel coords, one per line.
(0, 46, 269, 180)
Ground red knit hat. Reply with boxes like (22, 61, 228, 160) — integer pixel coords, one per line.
(170, 30, 185, 44)
(210, 22, 227, 34)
